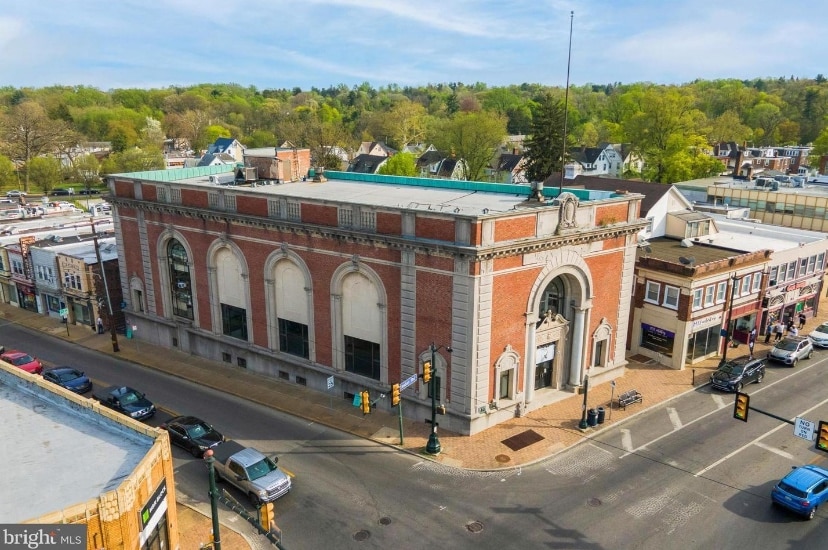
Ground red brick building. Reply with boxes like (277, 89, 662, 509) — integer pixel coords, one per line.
(108, 165, 645, 435)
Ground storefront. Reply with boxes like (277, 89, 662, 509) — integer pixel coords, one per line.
(15, 282, 38, 312)
(763, 277, 822, 332)
(686, 313, 723, 362)
(640, 323, 675, 357)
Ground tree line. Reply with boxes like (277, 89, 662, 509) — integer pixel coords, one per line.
(1, 75, 827, 193)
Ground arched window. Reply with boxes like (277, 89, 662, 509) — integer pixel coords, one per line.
(168, 239, 193, 319)
(539, 277, 566, 319)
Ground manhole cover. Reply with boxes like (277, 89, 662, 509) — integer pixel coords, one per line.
(588, 498, 602, 507)
(379, 517, 392, 526)
(353, 530, 371, 541)
(466, 521, 484, 533)
(494, 454, 511, 463)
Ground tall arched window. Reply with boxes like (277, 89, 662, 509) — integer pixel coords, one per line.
(168, 239, 193, 319)
(539, 277, 566, 319)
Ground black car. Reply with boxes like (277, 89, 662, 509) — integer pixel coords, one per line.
(161, 415, 225, 457)
(78, 188, 101, 195)
(51, 189, 72, 196)
(710, 355, 765, 392)
(93, 385, 155, 420)
(42, 366, 92, 394)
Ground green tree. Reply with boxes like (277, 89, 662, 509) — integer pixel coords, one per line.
(430, 111, 507, 181)
(0, 154, 17, 190)
(811, 127, 828, 158)
(378, 152, 417, 176)
(100, 147, 164, 174)
(708, 110, 751, 144)
(204, 124, 231, 145)
(27, 156, 62, 195)
(748, 102, 784, 145)
(71, 154, 102, 193)
(523, 94, 572, 182)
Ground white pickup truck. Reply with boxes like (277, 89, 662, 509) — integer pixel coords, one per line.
(211, 440, 291, 505)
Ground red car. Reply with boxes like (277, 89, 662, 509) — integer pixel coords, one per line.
(1, 350, 43, 374)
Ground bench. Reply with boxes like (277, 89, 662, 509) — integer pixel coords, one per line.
(617, 389, 643, 410)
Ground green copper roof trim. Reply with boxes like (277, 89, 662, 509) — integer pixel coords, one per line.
(325, 171, 614, 201)
(113, 164, 233, 181)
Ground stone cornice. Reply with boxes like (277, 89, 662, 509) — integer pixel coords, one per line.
(112, 198, 646, 262)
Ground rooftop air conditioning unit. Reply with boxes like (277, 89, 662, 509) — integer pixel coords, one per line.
(208, 175, 219, 184)
(244, 167, 257, 181)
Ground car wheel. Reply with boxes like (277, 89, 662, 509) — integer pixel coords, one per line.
(807, 349, 813, 359)
(756, 371, 764, 383)
(807, 506, 816, 520)
(735, 382, 743, 392)
(249, 493, 262, 507)
(191, 446, 204, 458)
(791, 358, 797, 367)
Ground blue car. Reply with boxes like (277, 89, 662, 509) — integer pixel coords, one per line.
(42, 366, 92, 394)
(771, 465, 828, 519)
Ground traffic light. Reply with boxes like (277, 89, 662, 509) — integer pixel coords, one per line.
(258, 501, 275, 532)
(360, 390, 371, 414)
(733, 392, 749, 422)
(391, 383, 401, 407)
(816, 421, 828, 453)
(422, 360, 432, 384)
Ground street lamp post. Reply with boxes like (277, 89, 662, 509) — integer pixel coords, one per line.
(426, 342, 451, 455)
(91, 221, 119, 353)
(203, 449, 222, 550)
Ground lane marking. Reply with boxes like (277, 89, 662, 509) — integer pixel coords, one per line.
(695, 395, 828, 477)
(711, 394, 727, 409)
(754, 441, 794, 460)
(667, 407, 683, 430)
(621, 429, 633, 453)
(620, 359, 825, 458)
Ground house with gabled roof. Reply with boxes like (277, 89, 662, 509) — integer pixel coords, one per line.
(356, 141, 396, 158)
(197, 153, 237, 167)
(206, 138, 245, 162)
(494, 153, 528, 184)
(416, 150, 444, 177)
(347, 154, 388, 174)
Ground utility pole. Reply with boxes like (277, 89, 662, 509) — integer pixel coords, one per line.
(91, 221, 119, 352)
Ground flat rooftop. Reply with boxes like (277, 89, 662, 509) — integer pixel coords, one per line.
(678, 176, 828, 198)
(0, 366, 153, 522)
(115, 167, 625, 216)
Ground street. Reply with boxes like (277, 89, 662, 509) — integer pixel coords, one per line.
(3, 320, 827, 549)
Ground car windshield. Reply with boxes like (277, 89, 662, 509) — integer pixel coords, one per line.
(119, 391, 141, 405)
(778, 481, 808, 499)
(11, 355, 34, 366)
(57, 371, 80, 382)
(720, 363, 744, 375)
(776, 340, 799, 351)
(815, 324, 828, 333)
(246, 457, 278, 481)
(186, 423, 210, 439)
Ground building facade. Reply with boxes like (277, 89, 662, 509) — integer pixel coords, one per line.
(108, 167, 645, 435)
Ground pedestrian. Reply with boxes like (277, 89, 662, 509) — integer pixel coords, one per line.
(799, 311, 806, 330)
(790, 325, 799, 337)
(764, 319, 773, 344)
(96, 316, 104, 334)
(748, 327, 757, 358)
(774, 320, 784, 342)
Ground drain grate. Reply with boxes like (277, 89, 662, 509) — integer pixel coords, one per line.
(494, 454, 511, 463)
(588, 498, 602, 507)
(353, 530, 371, 542)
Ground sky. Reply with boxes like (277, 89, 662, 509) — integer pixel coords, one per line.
(1, 0, 825, 92)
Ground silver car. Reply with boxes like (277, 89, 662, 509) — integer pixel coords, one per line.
(808, 323, 828, 348)
(767, 336, 814, 366)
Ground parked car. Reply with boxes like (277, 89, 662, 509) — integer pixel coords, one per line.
(42, 366, 92, 394)
(51, 189, 72, 196)
(78, 188, 101, 195)
(93, 385, 155, 420)
(771, 465, 828, 519)
(5, 190, 26, 198)
(808, 323, 828, 348)
(767, 336, 814, 366)
(709, 356, 765, 392)
(0, 349, 43, 374)
(161, 415, 225, 457)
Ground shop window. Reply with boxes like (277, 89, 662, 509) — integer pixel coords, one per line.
(662, 285, 679, 309)
(645, 281, 660, 304)
(692, 288, 703, 310)
(168, 239, 194, 319)
(799, 258, 808, 277)
(221, 303, 248, 340)
(344, 335, 381, 380)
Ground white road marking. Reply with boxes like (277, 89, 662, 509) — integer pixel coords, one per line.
(621, 429, 633, 453)
(754, 441, 794, 459)
(667, 407, 683, 430)
(695, 395, 828, 477)
(711, 394, 727, 409)
(620, 359, 824, 458)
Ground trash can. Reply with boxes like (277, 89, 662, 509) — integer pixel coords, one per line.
(587, 408, 598, 427)
(597, 406, 606, 424)
(126, 326, 133, 339)
(308, 168, 316, 178)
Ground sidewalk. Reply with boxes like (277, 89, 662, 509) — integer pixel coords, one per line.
(3, 302, 826, 546)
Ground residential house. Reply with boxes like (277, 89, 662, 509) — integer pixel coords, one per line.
(196, 153, 237, 168)
(355, 141, 395, 157)
(493, 153, 528, 184)
(347, 154, 388, 174)
(205, 138, 245, 163)
(416, 150, 444, 177)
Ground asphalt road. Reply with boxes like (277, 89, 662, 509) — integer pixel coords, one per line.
(4, 321, 828, 549)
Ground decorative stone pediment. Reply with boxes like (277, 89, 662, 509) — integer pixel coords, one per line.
(536, 311, 569, 345)
(557, 192, 579, 232)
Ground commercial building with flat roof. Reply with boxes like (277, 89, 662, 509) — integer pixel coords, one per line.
(108, 166, 646, 434)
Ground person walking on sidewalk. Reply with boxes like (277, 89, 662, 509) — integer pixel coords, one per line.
(774, 320, 784, 342)
(799, 311, 807, 330)
(748, 327, 757, 358)
(96, 316, 104, 334)
(764, 319, 773, 344)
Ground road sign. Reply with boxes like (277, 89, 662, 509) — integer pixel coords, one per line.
(400, 373, 418, 391)
(327, 375, 334, 390)
(59, 308, 68, 316)
(794, 417, 816, 441)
